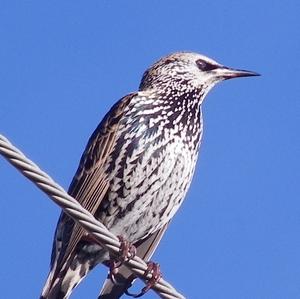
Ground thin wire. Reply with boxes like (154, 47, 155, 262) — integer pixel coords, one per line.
(0, 134, 185, 299)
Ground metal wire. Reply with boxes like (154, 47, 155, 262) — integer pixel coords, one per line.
(0, 134, 185, 299)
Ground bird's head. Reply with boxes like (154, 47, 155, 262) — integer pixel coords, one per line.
(139, 52, 259, 97)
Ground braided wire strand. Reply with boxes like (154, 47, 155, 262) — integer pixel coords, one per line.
(0, 134, 185, 299)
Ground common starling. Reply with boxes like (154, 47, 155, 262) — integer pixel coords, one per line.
(40, 52, 259, 299)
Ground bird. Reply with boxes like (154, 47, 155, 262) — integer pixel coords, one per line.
(40, 51, 259, 299)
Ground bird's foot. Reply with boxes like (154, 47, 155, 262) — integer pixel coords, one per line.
(117, 235, 137, 263)
(125, 261, 162, 297)
(109, 235, 137, 284)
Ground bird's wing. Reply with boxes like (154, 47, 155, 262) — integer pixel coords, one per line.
(49, 93, 137, 283)
(98, 221, 170, 299)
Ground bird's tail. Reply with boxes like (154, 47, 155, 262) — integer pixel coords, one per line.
(40, 253, 98, 299)
(98, 266, 136, 299)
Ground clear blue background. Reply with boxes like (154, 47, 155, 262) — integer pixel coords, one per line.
(0, 1, 299, 298)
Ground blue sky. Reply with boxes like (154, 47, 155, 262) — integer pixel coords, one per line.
(0, 1, 299, 298)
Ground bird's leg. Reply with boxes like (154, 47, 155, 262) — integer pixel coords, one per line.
(125, 261, 162, 297)
(109, 235, 137, 284)
(117, 235, 137, 263)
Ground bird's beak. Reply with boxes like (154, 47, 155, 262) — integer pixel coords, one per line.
(218, 66, 260, 80)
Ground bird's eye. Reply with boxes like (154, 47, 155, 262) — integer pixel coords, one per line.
(196, 59, 218, 71)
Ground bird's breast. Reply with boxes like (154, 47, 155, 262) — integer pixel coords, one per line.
(97, 97, 203, 242)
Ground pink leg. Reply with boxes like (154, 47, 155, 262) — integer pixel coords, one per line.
(108, 236, 137, 284)
(125, 261, 162, 298)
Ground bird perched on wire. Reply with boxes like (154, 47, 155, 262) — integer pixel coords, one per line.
(40, 51, 259, 299)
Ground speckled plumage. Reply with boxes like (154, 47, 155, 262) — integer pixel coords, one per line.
(40, 52, 258, 299)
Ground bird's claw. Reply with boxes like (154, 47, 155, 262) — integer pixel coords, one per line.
(125, 261, 162, 297)
(109, 235, 137, 284)
(118, 235, 137, 262)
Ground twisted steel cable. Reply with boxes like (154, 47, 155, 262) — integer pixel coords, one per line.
(0, 134, 185, 299)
